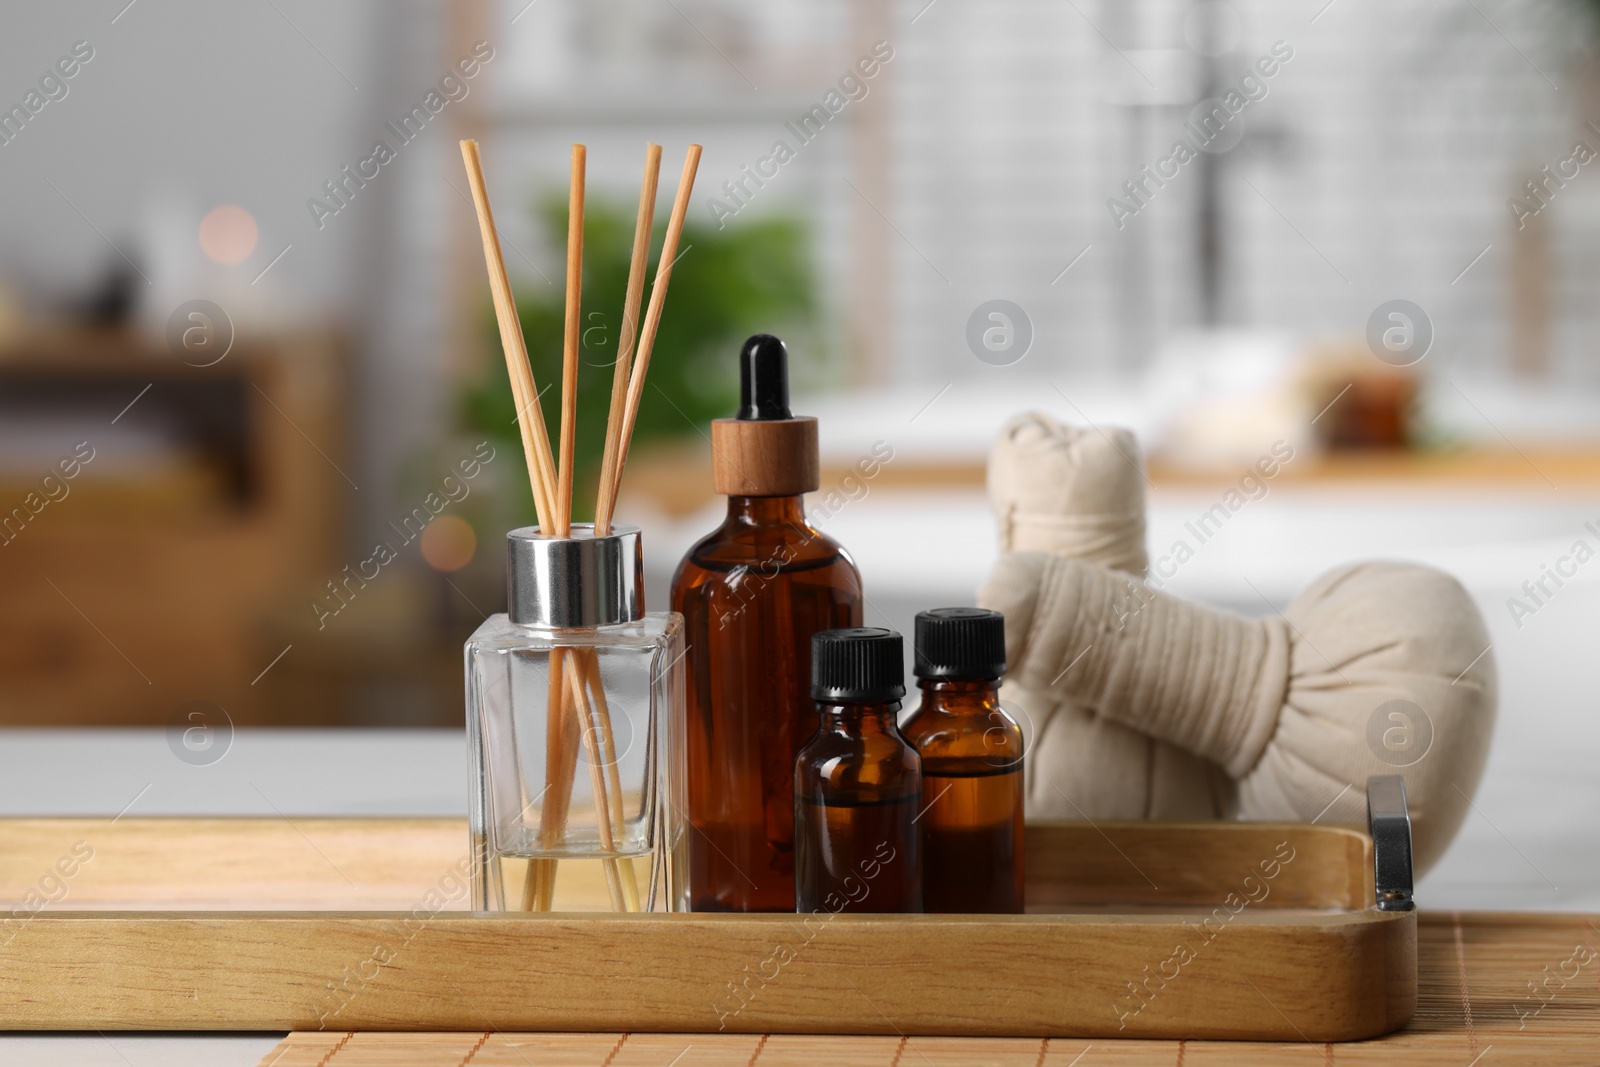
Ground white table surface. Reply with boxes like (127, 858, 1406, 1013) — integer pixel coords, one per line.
(0, 730, 468, 1067)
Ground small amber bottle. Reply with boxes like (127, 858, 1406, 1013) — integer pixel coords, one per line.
(794, 628, 922, 914)
(901, 608, 1025, 913)
(671, 335, 863, 912)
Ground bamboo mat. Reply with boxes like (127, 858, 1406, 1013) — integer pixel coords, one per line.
(259, 912, 1599, 1066)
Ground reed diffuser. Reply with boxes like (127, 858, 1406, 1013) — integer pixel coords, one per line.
(461, 139, 701, 912)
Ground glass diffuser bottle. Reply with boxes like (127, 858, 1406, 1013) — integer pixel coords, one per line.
(671, 335, 864, 912)
(466, 524, 686, 912)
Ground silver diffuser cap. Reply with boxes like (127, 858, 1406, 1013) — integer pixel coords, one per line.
(506, 524, 644, 628)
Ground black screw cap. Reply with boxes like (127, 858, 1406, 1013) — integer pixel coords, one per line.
(913, 607, 1006, 681)
(811, 627, 905, 703)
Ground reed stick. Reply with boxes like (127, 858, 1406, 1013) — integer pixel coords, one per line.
(606, 144, 702, 513)
(551, 144, 628, 907)
(555, 145, 585, 536)
(463, 139, 563, 909)
(560, 651, 626, 910)
(530, 670, 580, 911)
(463, 139, 604, 910)
(459, 140, 558, 527)
(580, 145, 660, 908)
(527, 659, 568, 910)
(595, 143, 662, 535)
(581, 652, 640, 910)
(588, 144, 699, 909)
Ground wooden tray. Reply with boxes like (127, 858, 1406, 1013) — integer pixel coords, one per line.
(0, 781, 1416, 1041)
(255, 908, 1600, 1067)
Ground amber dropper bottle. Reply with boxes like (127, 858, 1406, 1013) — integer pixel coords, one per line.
(795, 627, 922, 914)
(901, 608, 1025, 913)
(671, 335, 863, 912)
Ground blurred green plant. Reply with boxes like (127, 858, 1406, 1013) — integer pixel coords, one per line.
(460, 197, 819, 524)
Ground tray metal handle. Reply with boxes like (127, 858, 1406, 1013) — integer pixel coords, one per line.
(1366, 774, 1414, 912)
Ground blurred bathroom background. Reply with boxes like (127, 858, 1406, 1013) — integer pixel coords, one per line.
(1, 0, 1597, 905)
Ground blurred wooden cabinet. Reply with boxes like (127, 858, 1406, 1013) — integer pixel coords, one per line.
(0, 328, 346, 726)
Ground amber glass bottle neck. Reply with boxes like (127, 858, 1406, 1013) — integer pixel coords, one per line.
(917, 677, 1001, 714)
(726, 494, 807, 527)
(818, 701, 903, 734)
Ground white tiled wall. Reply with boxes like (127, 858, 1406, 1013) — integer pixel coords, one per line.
(490, 0, 1597, 385)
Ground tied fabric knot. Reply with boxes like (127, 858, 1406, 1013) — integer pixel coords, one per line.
(984, 411, 1233, 822)
(1001, 509, 1147, 576)
(1006, 555, 1289, 781)
(982, 428, 1499, 876)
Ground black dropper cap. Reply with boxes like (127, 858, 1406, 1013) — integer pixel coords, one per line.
(736, 334, 792, 420)
(812, 628, 906, 703)
(711, 333, 816, 496)
(914, 608, 1006, 681)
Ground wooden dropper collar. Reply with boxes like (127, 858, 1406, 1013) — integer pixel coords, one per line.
(710, 334, 819, 497)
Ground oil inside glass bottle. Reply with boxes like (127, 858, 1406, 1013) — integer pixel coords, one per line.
(794, 627, 922, 914)
(902, 608, 1025, 913)
(670, 335, 863, 912)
